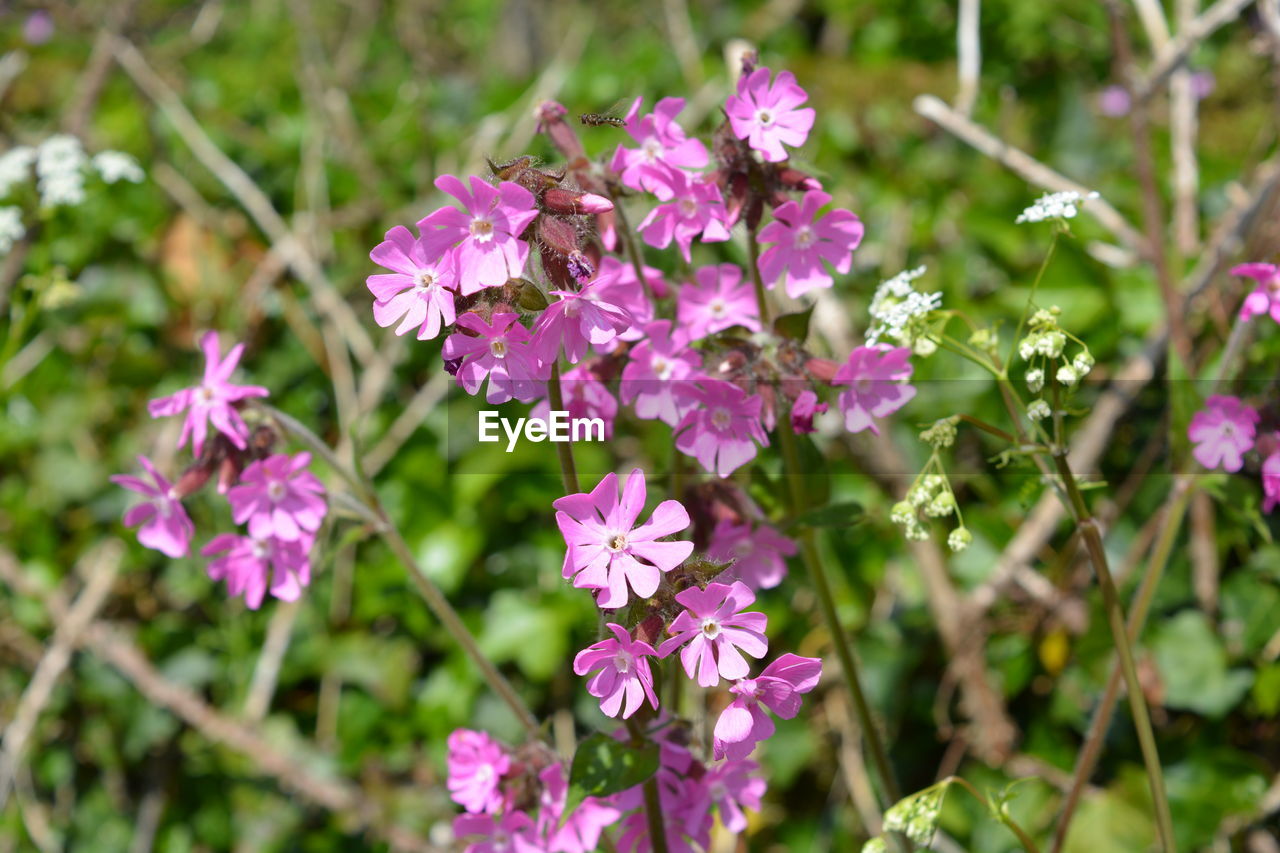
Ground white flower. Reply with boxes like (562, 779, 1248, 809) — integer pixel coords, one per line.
(1016, 190, 1100, 224)
(866, 266, 942, 347)
(948, 527, 972, 553)
(1027, 399, 1052, 420)
(1035, 330, 1066, 358)
(36, 135, 87, 208)
(0, 146, 36, 198)
(1072, 351, 1094, 376)
(0, 206, 24, 255)
(1056, 364, 1079, 386)
(1026, 368, 1044, 392)
(93, 151, 144, 184)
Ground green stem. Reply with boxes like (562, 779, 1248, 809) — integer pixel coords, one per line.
(607, 196, 655, 306)
(1050, 451, 1175, 853)
(1007, 232, 1059, 368)
(261, 405, 542, 738)
(743, 218, 899, 807)
(625, 718, 670, 853)
(745, 224, 772, 326)
(548, 362, 580, 495)
(1049, 480, 1195, 853)
(778, 423, 901, 807)
(946, 777, 1042, 853)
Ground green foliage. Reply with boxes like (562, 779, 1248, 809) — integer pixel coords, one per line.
(565, 732, 660, 818)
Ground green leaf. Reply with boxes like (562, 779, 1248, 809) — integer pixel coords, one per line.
(1151, 610, 1253, 717)
(785, 501, 864, 530)
(773, 305, 814, 341)
(563, 733, 659, 820)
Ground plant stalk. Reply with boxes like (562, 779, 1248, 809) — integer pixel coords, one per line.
(1049, 450, 1175, 853)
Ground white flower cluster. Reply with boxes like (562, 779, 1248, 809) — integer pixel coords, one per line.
(866, 265, 943, 355)
(891, 472, 968, 551)
(1015, 190, 1100, 224)
(1, 135, 144, 210)
(881, 785, 946, 847)
(0, 206, 24, 255)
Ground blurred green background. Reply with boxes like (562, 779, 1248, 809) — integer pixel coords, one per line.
(2, 0, 1279, 851)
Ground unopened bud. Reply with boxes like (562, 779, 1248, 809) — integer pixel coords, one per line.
(537, 215, 580, 257)
(806, 358, 839, 382)
(543, 187, 613, 216)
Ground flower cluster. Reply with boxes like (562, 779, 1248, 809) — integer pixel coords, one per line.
(1014, 190, 1100, 224)
(113, 332, 327, 609)
(0, 135, 144, 257)
(364, 57, 918, 480)
(865, 266, 943, 354)
(1017, 306, 1093, 420)
(446, 725, 766, 853)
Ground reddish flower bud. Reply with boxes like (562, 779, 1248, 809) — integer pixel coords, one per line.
(779, 167, 822, 192)
(173, 460, 213, 498)
(634, 612, 666, 647)
(543, 187, 613, 216)
(534, 100, 586, 160)
(806, 358, 839, 382)
(538, 214, 581, 257)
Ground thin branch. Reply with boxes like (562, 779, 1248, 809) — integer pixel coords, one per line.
(243, 599, 301, 722)
(1131, 0, 1256, 102)
(913, 95, 1145, 248)
(0, 541, 122, 808)
(109, 36, 378, 370)
(955, 0, 982, 116)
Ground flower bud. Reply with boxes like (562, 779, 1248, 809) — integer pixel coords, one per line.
(805, 358, 839, 382)
(543, 187, 613, 216)
(948, 527, 973, 553)
(537, 215, 580, 257)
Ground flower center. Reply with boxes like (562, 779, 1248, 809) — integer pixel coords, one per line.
(251, 538, 271, 559)
(854, 377, 873, 394)
(711, 407, 732, 430)
(474, 764, 494, 784)
(267, 481, 286, 502)
(652, 356, 672, 380)
(794, 225, 816, 249)
(709, 782, 728, 800)
(678, 198, 698, 218)
(612, 649, 634, 674)
(709, 298, 726, 317)
(197, 386, 216, 404)
(755, 108, 774, 127)
(489, 339, 508, 358)
(700, 617, 722, 640)
(642, 137, 663, 162)
(606, 532, 628, 552)
(414, 270, 436, 291)
(470, 217, 495, 242)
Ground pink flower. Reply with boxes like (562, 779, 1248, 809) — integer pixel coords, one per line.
(706, 520, 795, 591)
(692, 759, 765, 834)
(672, 380, 769, 477)
(658, 581, 768, 687)
(442, 312, 546, 403)
(1097, 85, 1131, 117)
(620, 320, 703, 427)
(574, 623, 660, 718)
(713, 654, 822, 760)
(757, 190, 863, 298)
(227, 452, 327, 542)
(637, 171, 731, 263)
(111, 456, 195, 558)
(724, 67, 815, 162)
(453, 812, 541, 853)
(418, 174, 538, 295)
(1188, 395, 1259, 472)
(202, 533, 312, 609)
(832, 345, 916, 435)
(446, 729, 511, 815)
(536, 764, 620, 853)
(789, 389, 827, 433)
(1232, 263, 1280, 325)
(676, 264, 761, 341)
(366, 224, 458, 340)
(147, 331, 269, 455)
(587, 257, 666, 343)
(531, 364, 618, 440)
(531, 282, 633, 365)
(553, 469, 694, 609)
(1263, 447, 1280, 513)
(610, 97, 708, 196)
